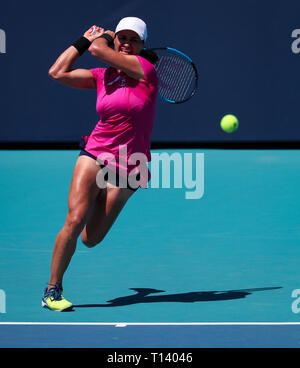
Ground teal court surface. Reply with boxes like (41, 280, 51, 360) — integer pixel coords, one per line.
(1, 149, 300, 348)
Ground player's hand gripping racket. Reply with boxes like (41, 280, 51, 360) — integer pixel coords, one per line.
(150, 47, 198, 104)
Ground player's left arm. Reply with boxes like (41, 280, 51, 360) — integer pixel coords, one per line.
(88, 33, 145, 81)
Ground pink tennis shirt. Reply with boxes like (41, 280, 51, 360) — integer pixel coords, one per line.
(84, 55, 158, 187)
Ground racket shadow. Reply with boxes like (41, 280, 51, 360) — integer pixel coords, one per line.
(73, 286, 282, 309)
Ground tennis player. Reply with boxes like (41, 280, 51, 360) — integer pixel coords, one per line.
(42, 17, 158, 311)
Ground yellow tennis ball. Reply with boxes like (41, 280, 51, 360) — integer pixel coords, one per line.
(220, 114, 239, 133)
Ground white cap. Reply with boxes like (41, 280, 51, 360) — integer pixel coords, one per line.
(115, 17, 147, 41)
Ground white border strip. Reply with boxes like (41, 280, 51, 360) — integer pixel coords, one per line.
(1, 322, 300, 326)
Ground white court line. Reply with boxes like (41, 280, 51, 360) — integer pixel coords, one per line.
(0, 322, 298, 325)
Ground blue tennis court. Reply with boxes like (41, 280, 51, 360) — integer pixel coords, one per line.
(1, 149, 300, 348)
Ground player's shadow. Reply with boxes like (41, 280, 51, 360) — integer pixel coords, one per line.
(73, 286, 282, 309)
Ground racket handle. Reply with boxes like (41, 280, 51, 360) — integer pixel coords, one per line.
(89, 26, 97, 35)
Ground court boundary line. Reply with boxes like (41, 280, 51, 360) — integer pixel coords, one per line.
(1, 322, 300, 326)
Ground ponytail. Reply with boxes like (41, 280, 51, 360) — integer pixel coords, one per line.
(139, 48, 159, 64)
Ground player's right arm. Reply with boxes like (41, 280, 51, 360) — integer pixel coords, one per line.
(48, 46, 96, 89)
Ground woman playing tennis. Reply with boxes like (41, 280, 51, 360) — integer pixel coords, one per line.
(42, 17, 158, 311)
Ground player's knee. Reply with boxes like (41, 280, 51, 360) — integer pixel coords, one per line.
(81, 234, 103, 248)
(81, 238, 98, 248)
(65, 211, 86, 238)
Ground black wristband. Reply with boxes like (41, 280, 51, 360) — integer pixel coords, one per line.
(72, 36, 91, 56)
(97, 33, 114, 48)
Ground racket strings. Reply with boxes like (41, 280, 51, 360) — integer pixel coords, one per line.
(156, 52, 196, 103)
(158, 56, 185, 100)
(179, 66, 195, 102)
(173, 61, 194, 102)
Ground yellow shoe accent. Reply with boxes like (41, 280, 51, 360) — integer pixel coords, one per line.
(42, 286, 73, 312)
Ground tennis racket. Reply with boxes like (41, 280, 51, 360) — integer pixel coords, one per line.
(151, 47, 198, 104)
